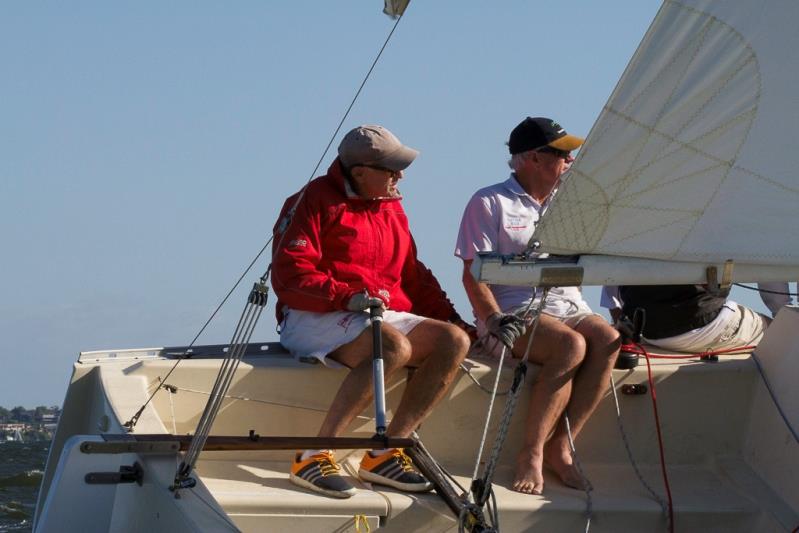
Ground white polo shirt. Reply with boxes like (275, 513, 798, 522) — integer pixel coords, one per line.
(455, 174, 591, 318)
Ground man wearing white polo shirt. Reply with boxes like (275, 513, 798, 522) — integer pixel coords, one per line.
(455, 117, 620, 496)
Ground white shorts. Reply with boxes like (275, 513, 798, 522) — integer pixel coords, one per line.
(474, 300, 601, 358)
(646, 302, 769, 352)
(279, 307, 427, 367)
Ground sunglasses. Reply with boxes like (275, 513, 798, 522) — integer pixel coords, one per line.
(536, 146, 572, 159)
(357, 164, 401, 177)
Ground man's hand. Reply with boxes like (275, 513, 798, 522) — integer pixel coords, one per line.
(346, 291, 386, 312)
(485, 312, 526, 348)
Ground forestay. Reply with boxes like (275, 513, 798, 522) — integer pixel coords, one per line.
(534, 0, 799, 267)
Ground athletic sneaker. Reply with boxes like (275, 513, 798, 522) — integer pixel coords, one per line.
(358, 448, 433, 492)
(289, 450, 357, 498)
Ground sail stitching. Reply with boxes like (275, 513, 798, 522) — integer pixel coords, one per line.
(607, 5, 713, 203)
(598, 213, 699, 252)
(587, 0, 706, 149)
(541, 2, 780, 261)
(556, 101, 756, 254)
(539, 3, 713, 252)
(612, 161, 727, 204)
(671, 71, 760, 254)
(621, 1, 764, 258)
(605, 45, 757, 201)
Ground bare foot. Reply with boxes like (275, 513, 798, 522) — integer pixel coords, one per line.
(543, 442, 589, 491)
(512, 449, 544, 495)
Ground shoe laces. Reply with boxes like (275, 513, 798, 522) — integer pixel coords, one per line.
(391, 448, 415, 473)
(313, 451, 342, 477)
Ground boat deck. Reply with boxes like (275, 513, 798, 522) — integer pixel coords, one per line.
(35, 308, 799, 532)
(197, 454, 774, 532)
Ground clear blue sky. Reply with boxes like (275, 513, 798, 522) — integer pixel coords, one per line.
(0, 1, 772, 407)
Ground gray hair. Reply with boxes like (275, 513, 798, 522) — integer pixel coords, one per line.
(507, 149, 536, 171)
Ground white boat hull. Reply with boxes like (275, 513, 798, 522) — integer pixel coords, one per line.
(34, 310, 799, 532)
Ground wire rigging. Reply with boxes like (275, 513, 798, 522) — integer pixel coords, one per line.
(123, 10, 408, 431)
(733, 283, 798, 297)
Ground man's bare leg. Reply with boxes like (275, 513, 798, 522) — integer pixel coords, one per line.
(385, 319, 470, 437)
(509, 315, 587, 495)
(316, 324, 413, 437)
(543, 316, 620, 489)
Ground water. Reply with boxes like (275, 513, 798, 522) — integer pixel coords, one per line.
(0, 442, 48, 532)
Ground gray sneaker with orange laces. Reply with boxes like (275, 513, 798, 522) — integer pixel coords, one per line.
(358, 448, 433, 492)
(289, 450, 357, 499)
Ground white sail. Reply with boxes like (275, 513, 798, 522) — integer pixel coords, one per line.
(534, 0, 799, 267)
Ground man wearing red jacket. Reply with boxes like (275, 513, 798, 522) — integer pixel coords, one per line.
(272, 125, 471, 499)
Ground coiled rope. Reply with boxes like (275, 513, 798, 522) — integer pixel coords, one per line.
(461, 290, 552, 532)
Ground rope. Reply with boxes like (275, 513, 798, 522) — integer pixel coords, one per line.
(122, 248, 273, 430)
(173, 282, 268, 490)
(167, 387, 177, 434)
(621, 343, 756, 360)
(563, 412, 593, 533)
(750, 351, 799, 445)
(613, 339, 798, 532)
(163, 384, 373, 421)
(469, 344, 509, 484)
(469, 289, 550, 516)
(636, 343, 675, 533)
(459, 361, 509, 396)
(609, 373, 669, 515)
(354, 514, 371, 533)
(123, 8, 408, 431)
(733, 283, 798, 297)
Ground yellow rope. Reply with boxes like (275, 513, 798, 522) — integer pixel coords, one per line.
(354, 514, 371, 533)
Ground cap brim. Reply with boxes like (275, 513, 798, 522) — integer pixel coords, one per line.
(549, 134, 584, 151)
(373, 145, 419, 171)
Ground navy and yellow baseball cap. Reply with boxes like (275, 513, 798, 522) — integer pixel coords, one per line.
(508, 117, 584, 154)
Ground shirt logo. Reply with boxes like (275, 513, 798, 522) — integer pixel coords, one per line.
(288, 239, 307, 249)
(504, 214, 530, 231)
(338, 314, 356, 330)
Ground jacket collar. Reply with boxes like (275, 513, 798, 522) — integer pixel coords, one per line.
(504, 173, 556, 209)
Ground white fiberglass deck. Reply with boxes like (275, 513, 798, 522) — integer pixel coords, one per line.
(35, 309, 799, 532)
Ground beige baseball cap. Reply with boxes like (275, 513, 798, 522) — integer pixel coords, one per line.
(338, 125, 419, 171)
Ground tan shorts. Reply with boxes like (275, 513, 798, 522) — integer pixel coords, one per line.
(647, 304, 769, 352)
(279, 307, 427, 367)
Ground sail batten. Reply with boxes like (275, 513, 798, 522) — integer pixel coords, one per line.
(535, 0, 799, 269)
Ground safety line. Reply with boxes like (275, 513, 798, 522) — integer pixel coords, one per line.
(168, 384, 373, 420)
(621, 343, 756, 360)
(733, 283, 798, 297)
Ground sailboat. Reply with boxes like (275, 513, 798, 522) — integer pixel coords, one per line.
(34, 1, 798, 532)
(3, 427, 25, 443)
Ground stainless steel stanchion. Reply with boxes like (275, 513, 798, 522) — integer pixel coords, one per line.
(370, 304, 387, 437)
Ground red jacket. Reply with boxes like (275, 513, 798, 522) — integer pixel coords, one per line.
(271, 160, 458, 323)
